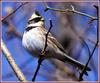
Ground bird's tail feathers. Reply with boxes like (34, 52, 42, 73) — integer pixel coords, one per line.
(58, 53, 91, 76)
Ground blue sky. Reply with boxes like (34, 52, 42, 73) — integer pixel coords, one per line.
(2, 2, 98, 81)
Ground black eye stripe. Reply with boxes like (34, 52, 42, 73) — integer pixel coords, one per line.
(25, 26, 37, 31)
(28, 17, 42, 24)
(34, 17, 41, 22)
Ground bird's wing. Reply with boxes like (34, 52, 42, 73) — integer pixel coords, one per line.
(48, 35, 68, 54)
(42, 28, 68, 53)
(41, 27, 68, 54)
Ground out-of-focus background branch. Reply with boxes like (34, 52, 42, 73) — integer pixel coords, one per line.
(1, 40, 27, 82)
(2, 2, 98, 81)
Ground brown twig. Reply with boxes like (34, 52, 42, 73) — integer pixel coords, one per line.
(44, 3, 98, 20)
(2, 2, 28, 22)
(78, 5, 98, 81)
(1, 40, 27, 82)
(32, 19, 53, 82)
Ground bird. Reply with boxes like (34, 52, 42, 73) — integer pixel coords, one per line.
(22, 10, 91, 76)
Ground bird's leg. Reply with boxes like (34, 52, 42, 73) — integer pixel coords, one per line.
(32, 57, 44, 82)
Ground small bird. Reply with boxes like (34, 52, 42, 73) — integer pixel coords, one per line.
(22, 10, 91, 75)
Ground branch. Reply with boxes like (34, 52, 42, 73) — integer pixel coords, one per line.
(79, 41, 98, 81)
(32, 58, 43, 82)
(32, 19, 53, 81)
(79, 36, 91, 56)
(2, 2, 28, 22)
(44, 3, 98, 20)
(41, 19, 53, 55)
(79, 5, 98, 81)
(1, 40, 27, 82)
(44, 3, 98, 81)
(6, 23, 22, 40)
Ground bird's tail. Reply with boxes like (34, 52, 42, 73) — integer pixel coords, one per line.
(57, 53, 91, 75)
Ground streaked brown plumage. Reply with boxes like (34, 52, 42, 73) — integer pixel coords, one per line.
(22, 11, 91, 76)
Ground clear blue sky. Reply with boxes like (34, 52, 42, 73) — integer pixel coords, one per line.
(2, 2, 98, 81)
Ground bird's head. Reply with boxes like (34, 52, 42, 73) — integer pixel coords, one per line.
(28, 10, 45, 26)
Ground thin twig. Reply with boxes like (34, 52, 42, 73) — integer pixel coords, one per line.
(44, 3, 98, 81)
(2, 2, 28, 22)
(41, 19, 53, 55)
(79, 41, 98, 81)
(79, 36, 91, 56)
(79, 5, 98, 81)
(32, 19, 53, 81)
(87, 38, 96, 45)
(44, 2, 98, 20)
(32, 58, 43, 81)
(1, 40, 27, 82)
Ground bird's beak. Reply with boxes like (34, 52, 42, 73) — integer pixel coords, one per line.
(41, 18, 45, 21)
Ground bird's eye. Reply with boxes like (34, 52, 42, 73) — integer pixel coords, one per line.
(33, 17, 41, 22)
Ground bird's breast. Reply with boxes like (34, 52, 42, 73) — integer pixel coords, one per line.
(22, 28, 45, 55)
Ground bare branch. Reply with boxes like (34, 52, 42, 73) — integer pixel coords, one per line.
(44, 3, 98, 81)
(41, 19, 53, 55)
(1, 40, 27, 82)
(32, 19, 53, 81)
(32, 58, 43, 81)
(79, 5, 98, 81)
(2, 2, 28, 22)
(44, 3, 98, 20)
